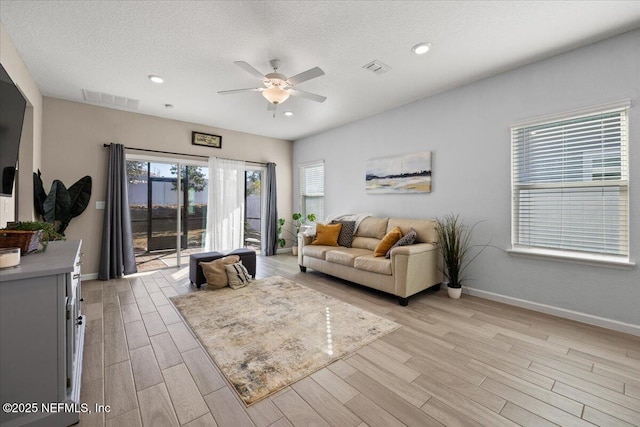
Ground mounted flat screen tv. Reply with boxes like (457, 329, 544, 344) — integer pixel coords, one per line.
(0, 63, 27, 196)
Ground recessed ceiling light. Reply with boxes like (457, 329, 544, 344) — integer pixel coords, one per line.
(284, 111, 294, 117)
(148, 75, 164, 84)
(411, 43, 431, 55)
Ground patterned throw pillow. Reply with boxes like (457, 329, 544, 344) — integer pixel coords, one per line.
(385, 228, 417, 258)
(225, 262, 252, 289)
(331, 220, 356, 248)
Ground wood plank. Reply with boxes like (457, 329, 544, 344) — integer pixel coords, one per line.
(103, 299, 124, 334)
(344, 393, 405, 427)
(499, 402, 557, 427)
(291, 377, 362, 427)
(104, 360, 138, 420)
(150, 332, 183, 369)
(166, 322, 200, 352)
(104, 329, 129, 366)
(405, 353, 486, 387)
(149, 290, 171, 307)
(246, 398, 283, 427)
(130, 345, 163, 391)
(157, 304, 182, 325)
(413, 374, 518, 427)
(162, 363, 209, 425)
(356, 345, 420, 382)
(121, 302, 142, 324)
(183, 413, 218, 427)
(367, 339, 412, 363)
(582, 406, 636, 427)
(272, 389, 331, 427)
(124, 319, 150, 350)
(327, 359, 357, 378)
(204, 387, 261, 427)
(529, 362, 640, 411)
(480, 377, 596, 427)
(552, 381, 640, 426)
(466, 359, 583, 417)
(420, 397, 482, 427)
(136, 296, 157, 315)
(508, 342, 594, 372)
(345, 371, 443, 427)
(105, 409, 142, 427)
(626, 383, 640, 399)
(345, 354, 430, 407)
(310, 368, 359, 404)
(137, 382, 180, 427)
(141, 311, 167, 336)
(181, 347, 226, 395)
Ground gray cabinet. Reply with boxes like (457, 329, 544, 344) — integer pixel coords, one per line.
(0, 241, 85, 427)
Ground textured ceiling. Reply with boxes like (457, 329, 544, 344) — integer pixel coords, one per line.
(2, 1, 640, 141)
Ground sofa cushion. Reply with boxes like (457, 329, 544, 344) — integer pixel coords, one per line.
(388, 218, 438, 243)
(374, 226, 403, 257)
(312, 223, 342, 246)
(386, 228, 417, 259)
(352, 236, 381, 251)
(355, 217, 389, 239)
(302, 245, 334, 260)
(354, 254, 392, 275)
(325, 248, 372, 267)
(331, 220, 356, 248)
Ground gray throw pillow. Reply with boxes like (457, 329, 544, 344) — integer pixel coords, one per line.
(385, 228, 417, 258)
(331, 220, 356, 247)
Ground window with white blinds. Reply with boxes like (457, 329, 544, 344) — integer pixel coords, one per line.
(511, 106, 629, 261)
(299, 161, 324, 221)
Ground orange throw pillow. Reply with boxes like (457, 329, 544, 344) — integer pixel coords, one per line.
(312, 223, 342, 246)
(374, 226, 403, 257)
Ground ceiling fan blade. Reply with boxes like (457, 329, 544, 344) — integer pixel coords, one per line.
(234, 61, 266, 79)
(287, 67, 325, 85)
(217, 88, 263, 95)
(288, 88, 327, 103)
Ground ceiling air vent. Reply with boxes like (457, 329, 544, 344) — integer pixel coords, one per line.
(362, 60, 391, 75)
(82, 89, 140, 110)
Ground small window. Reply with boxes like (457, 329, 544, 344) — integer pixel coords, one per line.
(511, 105, 629, 262)
(299, 161, 324, 221)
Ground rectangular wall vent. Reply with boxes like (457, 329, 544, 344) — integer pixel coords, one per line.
(82, 89, 140, 110)
(362, 60, 391, 74)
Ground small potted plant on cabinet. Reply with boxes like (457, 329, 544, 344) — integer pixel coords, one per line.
(435, 213, 486, 299)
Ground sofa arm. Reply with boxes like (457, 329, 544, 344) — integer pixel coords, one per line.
(391, 243, 443, 298)
(298, 233, 312, 265)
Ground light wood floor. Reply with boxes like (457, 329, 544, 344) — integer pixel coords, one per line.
(78, 254, 640, 427)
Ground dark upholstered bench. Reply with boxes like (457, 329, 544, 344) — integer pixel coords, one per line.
(189, 248, 257, 288)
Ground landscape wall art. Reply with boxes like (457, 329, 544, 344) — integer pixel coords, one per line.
(366, 151, 432, 193)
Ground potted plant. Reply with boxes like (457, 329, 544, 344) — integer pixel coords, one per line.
(434, 213, 486, 299)
(2, 221, 65, 253)
(277, 213, 316, 255)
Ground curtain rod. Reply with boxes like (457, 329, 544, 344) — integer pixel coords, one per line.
(102, 143, 272, 166)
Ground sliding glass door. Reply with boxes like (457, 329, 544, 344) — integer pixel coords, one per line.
(126, 157, 208, 271)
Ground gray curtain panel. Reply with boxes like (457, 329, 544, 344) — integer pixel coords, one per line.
(263, 162, 278, 256)
(98, 143, 137, 280)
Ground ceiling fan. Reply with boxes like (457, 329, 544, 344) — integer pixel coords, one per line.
(218, 59, 326, 112)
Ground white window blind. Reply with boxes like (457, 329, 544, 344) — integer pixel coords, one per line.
(511, 106, 629, 260)
(300, 161, 324, 221)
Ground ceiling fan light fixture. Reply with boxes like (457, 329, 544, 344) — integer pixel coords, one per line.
(262, 87, 290, 104)
(411, 42, 431, 55)
(148, 74, 164, 83)
(284, 111, 294, 117)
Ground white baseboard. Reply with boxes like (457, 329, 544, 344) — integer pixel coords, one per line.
(276, 248, 293, 255)
(464, 286, 640, 337)
(82, 273, 99, 281)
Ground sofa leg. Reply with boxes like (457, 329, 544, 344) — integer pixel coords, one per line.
(299, 265, 307, 273)
(398, 297, 409, 306)
(196, 283, 202, 289)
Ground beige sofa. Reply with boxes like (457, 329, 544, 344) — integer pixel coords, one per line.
(298, 217, 443, 305)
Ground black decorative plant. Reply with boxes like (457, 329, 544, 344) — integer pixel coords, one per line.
(33, 170, 92, 235)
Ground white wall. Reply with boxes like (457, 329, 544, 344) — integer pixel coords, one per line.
(294, 29, 640, 331)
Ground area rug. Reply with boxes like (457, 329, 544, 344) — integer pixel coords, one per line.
(170, 276, 400, 405)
